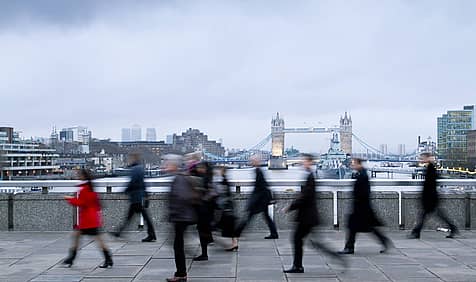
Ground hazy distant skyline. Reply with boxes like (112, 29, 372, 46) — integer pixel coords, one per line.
(1, 1, 475, 153)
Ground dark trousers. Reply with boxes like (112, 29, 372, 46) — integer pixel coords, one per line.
(119, 203, 156, 237)
(412, 207, 457, 235)
(197, 204, 214, 256)
(344, 227, 389, 250)
(235, 207, 278, 237)
(293, 223, 339, 268)
(173, 222, 188, 277)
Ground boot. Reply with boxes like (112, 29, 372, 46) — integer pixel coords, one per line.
(63, 249, 77, 267)
(99, 249, 113, 268)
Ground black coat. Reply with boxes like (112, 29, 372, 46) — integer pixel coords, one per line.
(247, 167, 272, 215)
(289, 169, 319, 227)
(168, 174, 198, 224)
(125, 163, 146, 204)
(422, 163, 439, 212)
(347, 168, 382, 232)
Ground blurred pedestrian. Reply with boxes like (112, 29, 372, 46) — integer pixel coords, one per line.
(215, 166, 239, 251)
(408, 152, 458, 239)
(235, 155, 278, 239)
(338, 158, 392, 255)
(192, 161, 217, 261)
(283, 154, 344, 273)
(166, 155, 198, 282)
(63, 169, 113, 268)
(113, 152, 156, 242)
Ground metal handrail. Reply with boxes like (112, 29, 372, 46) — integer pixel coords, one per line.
(1, 178, 476, 188)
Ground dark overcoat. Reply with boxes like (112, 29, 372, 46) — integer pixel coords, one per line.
(247, 167, 273, 215)
(421, 163, 439, 212)
(289, 169, 319, 227)
(347, 168, 382, 232)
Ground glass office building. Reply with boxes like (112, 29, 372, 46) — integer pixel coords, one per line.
(437, 105, 475, 167)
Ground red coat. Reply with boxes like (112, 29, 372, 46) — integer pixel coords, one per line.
(67, 183, 102, 229)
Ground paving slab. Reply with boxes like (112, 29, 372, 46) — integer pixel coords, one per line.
(2, 231, 476, 281)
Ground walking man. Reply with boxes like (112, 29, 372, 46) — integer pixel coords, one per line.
(113, 152, 157, 242)
(339, 158, 392, 254)
(408, 152, 458, 239)
(235, 155, 278, 239)
(283, 154, 344, 273)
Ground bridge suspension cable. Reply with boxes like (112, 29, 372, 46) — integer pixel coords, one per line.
(203, 133, 272, 161)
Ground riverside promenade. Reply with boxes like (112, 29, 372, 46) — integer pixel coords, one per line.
(2, 230, 476, 282)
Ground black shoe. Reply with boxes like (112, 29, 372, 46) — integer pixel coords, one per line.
(166, 276, 187, 282)
(264, 234, 279, 239)
(99, 249, 113, 268)
(407, 232, 420, 239)
(446, 228, 459, 239)
(283, 266, 304, 273)
(380, 240, 394, 254)
(142, 236, 157, 242)
(62, 249, 77, 267)
(337, 248, 354, 255)
(110, 232, 121, 238)
(225, 245, 239, 252)
(193, 255, 208, 261)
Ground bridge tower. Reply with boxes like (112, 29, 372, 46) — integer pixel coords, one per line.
(340, 112, 352, 155)
(269, 112, 287, 169)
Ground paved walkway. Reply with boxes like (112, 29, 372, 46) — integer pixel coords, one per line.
(1, 230, 476, 282)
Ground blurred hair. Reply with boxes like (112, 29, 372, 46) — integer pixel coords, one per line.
(250, 155, 261, 162)
(129, 151, 142, 161)
(78, 169, 95, 191)
(420, 152, 432, 158)
(185, 152, 201, 162)
(301, 153, 314, 162)
(163, 154, 183, 167)
(352, 157, 365, 165)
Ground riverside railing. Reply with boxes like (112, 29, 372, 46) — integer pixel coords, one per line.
(1, 179, 476, 228)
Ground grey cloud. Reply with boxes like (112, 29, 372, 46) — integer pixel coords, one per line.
(0, 1, 475, 152)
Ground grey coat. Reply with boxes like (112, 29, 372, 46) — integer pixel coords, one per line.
(168, 173, 198, 224)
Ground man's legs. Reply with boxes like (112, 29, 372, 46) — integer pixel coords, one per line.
(117, 203, 139, 235)
(235, 212, 254, 238)
(140, 205, 156, 238)
(343, 228, 357, 252)
(173, 223, 188, 277)
(292, 224, 311, 268)
(263, 208, 278, 238)
(410, 210, 429, 237)
(436, 207, 458, 237)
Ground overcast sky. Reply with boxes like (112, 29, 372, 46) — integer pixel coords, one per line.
(1, 1, 475, 153)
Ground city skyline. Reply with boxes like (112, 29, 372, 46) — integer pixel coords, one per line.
(1, 1, 475, 152)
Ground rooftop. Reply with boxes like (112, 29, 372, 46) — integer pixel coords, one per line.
(1, 230, 476, 281)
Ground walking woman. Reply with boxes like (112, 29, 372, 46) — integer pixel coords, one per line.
(63, 169, 113, 268)
(216, 166, 238, 251)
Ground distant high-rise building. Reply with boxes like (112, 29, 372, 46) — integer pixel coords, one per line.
(166, 135, 174, 144)
(121, 128, 131, 142)
(437, 105, 475, 167)
(398, 144, 406, 156)
(0, 127, 14, 144)
(467, 130, 476, 169)
(339, 112, 352, 154)
(59, 126, 91, 144)
(379, 144, 388, 155)
(146, 128, 157, 142)
(131, 125, 142, 141)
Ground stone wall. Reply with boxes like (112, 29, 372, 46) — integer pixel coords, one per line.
(0, 194, 9, 231)
(2, 191, 476, 231)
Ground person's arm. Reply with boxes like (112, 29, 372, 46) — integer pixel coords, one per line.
(66, 188, 89, 207)
(289, 173, 314, 211)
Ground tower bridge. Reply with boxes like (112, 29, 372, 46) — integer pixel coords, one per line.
(202, 112, 418, 166)
(269, 112, 352, 169)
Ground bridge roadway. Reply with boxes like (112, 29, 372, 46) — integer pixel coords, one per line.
(1, 230, 476, 281)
